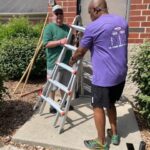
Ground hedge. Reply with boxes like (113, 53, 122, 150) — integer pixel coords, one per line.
(130, 42, 150, 125)
(0, 17, 46, 80)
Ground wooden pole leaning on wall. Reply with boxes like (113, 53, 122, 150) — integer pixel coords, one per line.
(20, 41, 43, 96)
(13, 12, 49, 96)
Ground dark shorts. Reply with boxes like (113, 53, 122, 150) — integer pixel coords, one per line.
(91, 81, 125, 109)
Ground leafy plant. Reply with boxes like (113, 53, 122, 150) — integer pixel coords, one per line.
(2, 17, 42, 39)
(0, 17, 46, 80)
(0, 66, 7, 103)
(0, 36, 46, 80)
(130, 42, 150, 125)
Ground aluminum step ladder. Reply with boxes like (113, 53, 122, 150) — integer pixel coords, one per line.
(33, 15, 85, 134)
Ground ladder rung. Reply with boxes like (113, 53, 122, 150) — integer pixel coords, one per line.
(41, 95, 65, 116)
(56, 62, 77, 74)
(48, 79, 71, 95)
(64, 44, 77, 51)
(71, 25, 85, 32)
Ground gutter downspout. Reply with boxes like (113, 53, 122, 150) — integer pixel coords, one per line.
(126, 0, 131, 21)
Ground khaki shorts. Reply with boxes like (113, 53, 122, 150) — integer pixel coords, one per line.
(47, 69, 71, 91)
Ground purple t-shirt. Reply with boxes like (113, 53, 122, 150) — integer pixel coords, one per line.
(80, 14, 128, 87)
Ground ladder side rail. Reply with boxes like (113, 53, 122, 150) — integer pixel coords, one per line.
(44, 26, 74, 97)
(56, 15, 82, 64)
(45, 64, 60, 97)
(39, 100, 47, 114)
(59, 95, 72, 133)
(54, 92, 68, 127)
(53, 68, 77, 127)
(58, 71, 79, 133)
(33, 80, 50, 111)
(40, 29, 75, 113)
(56, 22, 75, 63)
(66, 15, 81, 44)
(56, 16, 84, 132)
(69, 66, 79, 92)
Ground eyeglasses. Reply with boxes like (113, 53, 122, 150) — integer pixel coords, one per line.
(55, 12, 63, 15)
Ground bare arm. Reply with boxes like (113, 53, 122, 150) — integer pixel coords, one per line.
(69, 47, 88, 66)
(45, 38, 67, 48)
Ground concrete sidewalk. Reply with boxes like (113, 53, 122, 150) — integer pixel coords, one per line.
(12, 96, 142, 150)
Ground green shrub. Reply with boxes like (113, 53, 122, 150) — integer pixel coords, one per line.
(130, 42, 150, 125)
(0, 23, 6, 41)
(1, 17, 42, 39)
(0, 67, 7, 103)
(0, 37, 46, 79)
(0, 17, 46, 80)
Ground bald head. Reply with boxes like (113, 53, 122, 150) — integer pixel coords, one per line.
(88, 0, 108, 21)
(90, 0, 108, 12)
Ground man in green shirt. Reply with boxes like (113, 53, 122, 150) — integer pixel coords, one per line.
(43, 5, 72, 113)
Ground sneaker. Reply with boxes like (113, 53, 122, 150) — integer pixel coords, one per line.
(69, 105, 74, 111)
(64, 101, 74, 111)
(84, 139, 109, 150)
(49, 107, 57, 114)
(107, 129, 120, 145)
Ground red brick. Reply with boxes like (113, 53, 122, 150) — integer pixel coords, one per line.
(142, 10, 150, 15)
(68, 7, 76, 12)
(62, 7, 68, 12)
(141, 22, 150, 27)
(67, 17, 74, 23)
(57, 1, 63, 6)
(131, 0, 143, 4)
(129, 22, 140, 27)
(129, 33, 139, 38)
(130, 10, 141, 16)
(140, 33, 150, 38)
(148, 16, 150, 21)
(63, 2, 76, 7)
(129, 16, 146, 21)
(146, 28, 150, 32)
(128, 39, 143, 43)
(130, 4, 147, 10)
(143, 0, 150, 3)
(64, 12, 76, 18)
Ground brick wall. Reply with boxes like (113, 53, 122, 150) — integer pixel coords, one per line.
(48, 0, 150, 44)
(129, 0, 150, 43)
(48, 0, 76, 25)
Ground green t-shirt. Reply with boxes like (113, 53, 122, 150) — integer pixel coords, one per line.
(43, 23, 72, 69)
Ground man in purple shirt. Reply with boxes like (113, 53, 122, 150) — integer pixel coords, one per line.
(69, 0, 128, 149)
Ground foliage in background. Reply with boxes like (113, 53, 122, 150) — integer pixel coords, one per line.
(0, 17, 46, 80)
(0, 17, 42, 41)
(130, 42, 150, 125)
(0, 66, 7, 104)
